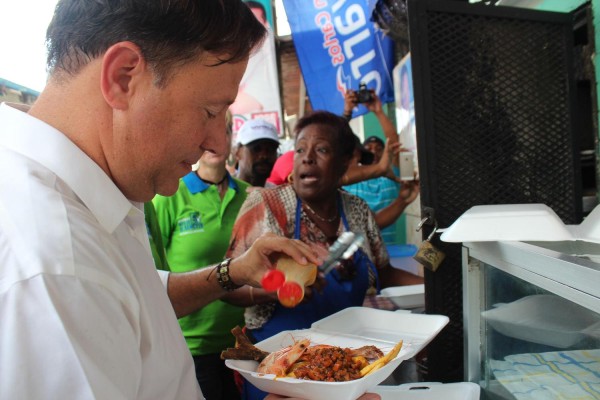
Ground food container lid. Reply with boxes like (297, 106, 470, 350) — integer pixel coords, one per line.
(440, 203, 600, 243)
(379, 285, 425, 309)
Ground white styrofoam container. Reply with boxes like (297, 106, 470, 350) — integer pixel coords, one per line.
(379, 284, 425, 309)
(372, 382, 480, 399)
(439, 204, 574, 242)
(481, 294, 600, 348)
(225, 307, 449, 400)
(440, 203, 600, 244)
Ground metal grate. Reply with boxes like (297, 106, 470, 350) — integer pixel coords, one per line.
(407, 0, 590, 382)
(426, 10, 579, 225)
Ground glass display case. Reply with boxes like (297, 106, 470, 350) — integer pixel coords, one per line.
(463, 241, 600, 399)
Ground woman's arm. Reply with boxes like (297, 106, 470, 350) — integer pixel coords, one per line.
(221, 285, 276, 307)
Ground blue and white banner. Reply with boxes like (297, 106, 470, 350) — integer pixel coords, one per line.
(284, 0, 395, 117)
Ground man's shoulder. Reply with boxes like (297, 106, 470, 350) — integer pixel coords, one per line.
(0, 165, 79, 282)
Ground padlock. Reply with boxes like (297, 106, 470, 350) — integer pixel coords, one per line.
(413, 218, 446, 272)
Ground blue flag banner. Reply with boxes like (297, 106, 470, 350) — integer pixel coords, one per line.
(283, 0, 395, 117)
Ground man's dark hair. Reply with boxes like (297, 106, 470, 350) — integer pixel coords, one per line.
(46, 0, 266, 86)
(352, 135, 375, 165)
(363, 135, 385, 147)
(294, 110, 356, 163)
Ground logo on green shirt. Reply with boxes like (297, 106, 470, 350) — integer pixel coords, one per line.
(177, 212, 204, 235)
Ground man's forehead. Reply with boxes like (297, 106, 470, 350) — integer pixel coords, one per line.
(185, 53, 248, 103)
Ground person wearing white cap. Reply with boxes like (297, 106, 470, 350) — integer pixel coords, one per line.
(234, 119, 280, 187)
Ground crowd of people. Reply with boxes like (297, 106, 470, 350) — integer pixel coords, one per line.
(0, 1, 421, 399)
(146, 92, 421, 400)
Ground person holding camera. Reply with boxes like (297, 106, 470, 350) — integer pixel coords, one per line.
(342, 89, 420, 245)
(343, 82, 373, 120)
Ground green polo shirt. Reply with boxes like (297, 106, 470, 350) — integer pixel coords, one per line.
(144, 202, 169, 271)
(152, 172, 249, 355)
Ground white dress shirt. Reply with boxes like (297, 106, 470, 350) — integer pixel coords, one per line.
(0, 103, 202, 399)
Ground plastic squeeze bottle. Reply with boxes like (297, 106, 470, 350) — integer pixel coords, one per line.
(261, 256, 317, 308)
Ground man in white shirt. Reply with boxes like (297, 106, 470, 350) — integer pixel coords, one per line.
(0, 1, 324, 399)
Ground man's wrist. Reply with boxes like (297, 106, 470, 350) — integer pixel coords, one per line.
(226, 257, 246, 288)
(214, 258, 241, 291)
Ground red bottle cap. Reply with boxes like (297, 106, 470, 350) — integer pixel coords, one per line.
(261, 269, 285, 292)
(277, 281, 304, 308)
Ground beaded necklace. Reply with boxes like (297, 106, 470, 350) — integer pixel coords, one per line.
(303, 202, 338, 223)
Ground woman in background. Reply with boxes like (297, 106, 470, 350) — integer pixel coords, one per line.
(226, 110, 422, 400)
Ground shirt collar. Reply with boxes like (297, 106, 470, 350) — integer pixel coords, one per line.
(182, 171, 239, 194)
(0, 103, 136, 233)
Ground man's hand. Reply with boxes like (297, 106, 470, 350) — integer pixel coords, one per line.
(378, 140, 403, 180)
(228, 233, 327, 288)
(365, 91, 383, 114)
(343, 90, 359, 117)
(398, 178, 420, 204)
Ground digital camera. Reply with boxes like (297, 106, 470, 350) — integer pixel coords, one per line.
(356, 82, 373, 103)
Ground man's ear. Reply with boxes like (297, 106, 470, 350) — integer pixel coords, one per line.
(234, 144, 243, 162)
(100, 42, 146, 110)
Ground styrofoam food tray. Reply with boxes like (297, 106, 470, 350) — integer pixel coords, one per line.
(379, 284, 425, 309)
(482, 294, 600, 348)
(372, 382, 480, 399)
(226, 307, 449, 400)
(440, 203, 573, 242)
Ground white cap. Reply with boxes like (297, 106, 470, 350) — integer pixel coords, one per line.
(236, 119, 279, 146)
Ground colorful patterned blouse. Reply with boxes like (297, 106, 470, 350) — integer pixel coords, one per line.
(227, 184, 389, 329)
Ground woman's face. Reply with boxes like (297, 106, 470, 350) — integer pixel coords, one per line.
(292, 124, 347, 202)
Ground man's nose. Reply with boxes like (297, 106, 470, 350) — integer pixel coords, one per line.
(256, 147, 268, 158)
(202, 119, 229, 156)
(256, 146, 274, 159)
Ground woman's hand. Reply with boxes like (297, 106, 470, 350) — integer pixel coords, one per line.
(303, 270, 328, 300)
